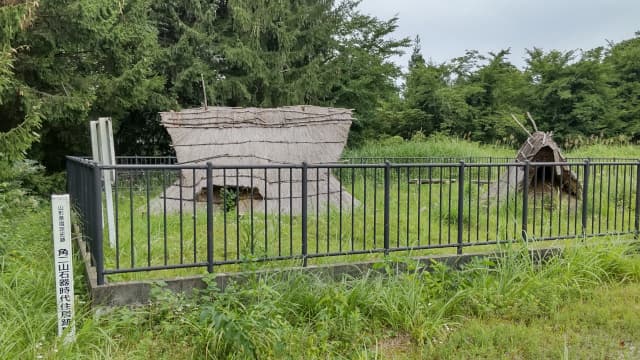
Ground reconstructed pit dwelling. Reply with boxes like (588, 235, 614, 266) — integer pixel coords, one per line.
(155, 105, 356, 214)
(490, 114, 582, 202)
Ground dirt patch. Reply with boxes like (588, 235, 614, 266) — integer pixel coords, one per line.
(375, 332, 415, 359)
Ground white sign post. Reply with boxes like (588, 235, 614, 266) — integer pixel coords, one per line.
(90, 117, 116, 248)
(51, 194, 75, 343)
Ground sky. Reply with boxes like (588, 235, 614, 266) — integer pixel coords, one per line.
(357, 0, 640, 70)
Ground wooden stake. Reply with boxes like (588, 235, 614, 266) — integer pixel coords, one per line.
(526, 112, 539, 132)
(511, 114, 532, 137)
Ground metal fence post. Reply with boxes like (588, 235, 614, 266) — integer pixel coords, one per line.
(383, 161, 391, 255)
(92, 162, 105, 285)
(635, 161, 640, 239)
(582, 160, 590, 237)
(66, 158, 71, 195)
(522, 161, 529, 241)
(206, 162, 214, 273)
(457, 162, 465, 255)
(301, 162, 308, 267)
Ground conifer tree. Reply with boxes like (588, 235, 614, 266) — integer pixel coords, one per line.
(0, 1, 42, 161)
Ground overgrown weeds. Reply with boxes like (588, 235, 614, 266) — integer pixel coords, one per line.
(3, 197, 640, 358)
(86, 241, 640, 358)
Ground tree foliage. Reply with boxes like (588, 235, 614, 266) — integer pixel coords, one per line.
(0, 1, 42, 162)
(1, 0, 640, 173)
(151, 0, 409, 145)
(9, 0, 168, 169)
(2, 0, 408, 169)
(396, 33, 640, 148)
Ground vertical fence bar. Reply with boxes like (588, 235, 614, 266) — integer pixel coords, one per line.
(145, 172, 151, 267)
(92, 163, 105, 285)
(339, 167, 343, 252)
(396, 167, 400, 247)
(352, 167, 356, 251)
(265, 168, 268, 255)
(301, 163, 308, 267)
(364, 167, 367, 250)
(206, 162, 214, 273)
(250, 169, 254, 254)
(163, 170, 168, 265)
(622, 165, 627, 232)
(457, 162, 465, 255)
(223, 169, 228, 261)
(129, 170, 135, 268)
(635, 161, 640, 239)
(383, 161, 391, 255)
(373, 167, 378, 248)
(582, 160, 590, 237)
(114, 169, 119, 269)
(193, 169, 197, 263)
(522, 161, 529, 241)
(278, 168, 282, 256)
(595, 164, 601, 233)
(628, 164, 634, 232)
(237, 169, 240, 260)
(179, 171, 184, 264)
(406, 166, 410, 247)
(327, 168, 331, 253)
(317, 168, 320, 253)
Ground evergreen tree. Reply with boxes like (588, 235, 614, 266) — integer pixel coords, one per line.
(4, 0, 168, 170)
(0, 1, 42, 162)
(151, 0, 409, 144)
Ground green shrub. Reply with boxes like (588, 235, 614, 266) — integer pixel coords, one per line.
(219, 187, 238, 213)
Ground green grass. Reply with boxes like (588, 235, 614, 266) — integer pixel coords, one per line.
(4, 199, 640, 358)
(6, 137, 640, 358)
(104, 157, 638, 282)
(344, 134, 640, 161)
(567, 143, 640, 159)
(343, 134, 514, 160)
(424, 283, 640, 359)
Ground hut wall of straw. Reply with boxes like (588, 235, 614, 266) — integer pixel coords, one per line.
(154, 106, 356, 214)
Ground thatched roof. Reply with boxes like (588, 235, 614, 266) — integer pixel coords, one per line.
(154, 106, 356, 214)
(489, 131, 582, 199)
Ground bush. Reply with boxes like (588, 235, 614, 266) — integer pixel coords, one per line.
(0, 160, 42, 215)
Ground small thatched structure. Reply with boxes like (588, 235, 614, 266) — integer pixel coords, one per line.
(490, 126, 582, 201)
(153, 106, 356, 214)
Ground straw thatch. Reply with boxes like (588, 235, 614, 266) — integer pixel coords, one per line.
(489, 131, 582, 200)
(153, 106, 356, 214)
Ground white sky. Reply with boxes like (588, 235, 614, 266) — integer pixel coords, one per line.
(358, 0, 640, 69)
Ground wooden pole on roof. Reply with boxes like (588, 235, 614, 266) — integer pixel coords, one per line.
(510, 114, 532, 137)
(526, 112, 539, 132)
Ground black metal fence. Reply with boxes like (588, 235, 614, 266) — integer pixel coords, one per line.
(66, 156, 640, 284)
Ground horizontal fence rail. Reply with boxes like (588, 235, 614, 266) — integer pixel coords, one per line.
(66, 156, 640, 284)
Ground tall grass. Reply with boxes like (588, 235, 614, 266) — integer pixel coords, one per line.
(0, 202, 59, 358)
(5, 137, 640, 358)
(343, 134, 514, 160)
(72, 241, 640, 358)
(344, 134, 640, 161)
(3, 197, 640, 358)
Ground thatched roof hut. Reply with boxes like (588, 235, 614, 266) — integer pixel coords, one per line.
(154, 106, 356, 214)
(489, 131, 582, 200)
